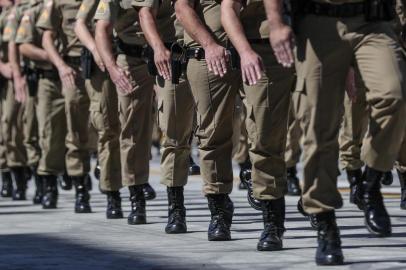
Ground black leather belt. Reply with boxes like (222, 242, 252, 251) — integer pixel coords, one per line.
(38, 68, 59, 80)
(116, 39, 144, 58)
(64, 56, 81, 66)
(304, 1, 365, 17)
(186, 47, 205, 60)
(248, 39, 269, 44)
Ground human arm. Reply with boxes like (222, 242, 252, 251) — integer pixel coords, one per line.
(95, 19, 132, 93)
(175, 0, 228, 77)
(221, 0, 264, 85)
(74, 18, 105, 71)
(264, 0, 294, 67)
(138, 6, 171, 80)
(42, 30, 76, 90)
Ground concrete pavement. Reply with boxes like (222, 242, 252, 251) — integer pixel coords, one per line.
(0, 157, 405, 270)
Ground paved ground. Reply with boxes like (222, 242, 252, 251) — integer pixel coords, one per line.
(0, 156, 405, 270)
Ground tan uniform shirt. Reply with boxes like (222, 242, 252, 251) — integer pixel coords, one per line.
(131, 0, 182, 43)
(184, 0, 226, 48)
(76, 0, 100, 32)
(2, 0, 31, 44)
(36, 0, 83, 57)
(94, 0, 145, 46)
(0, 7, 12, 61)
(15, 0, 52, 70)
(240, 0, 268, 39)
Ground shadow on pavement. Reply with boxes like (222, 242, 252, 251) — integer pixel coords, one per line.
(0, 234, 221, 270)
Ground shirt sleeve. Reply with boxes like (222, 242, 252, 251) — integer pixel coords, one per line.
(94, 0, 116, 21)
(131, 0, 160, 9)
(2, 7, 19, 42)
(76, 0, 98, 23)
(15, 11, 34, 44)
(36, 0, 61, 31)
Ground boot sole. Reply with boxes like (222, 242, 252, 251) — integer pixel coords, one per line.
(208, 236, 231, 241)
(128, 218, 147, 225)
(257, 244, 283, 251)
(107, 215, 124, 219)
(316, 256, 344, 266)
(75, 209, 92, 214)
(364, 219, 392, 237)
(165, 228, 187, 234)
(43, 205, 57, 209)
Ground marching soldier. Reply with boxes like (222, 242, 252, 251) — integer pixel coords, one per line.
(74, 0, 124, 219)
(133, 0, 196, 233)
(94, 0, 156, 225)
(16, 0, 67, 209)
(175, 0, 241, 241)
(15, 0, 44, 205)
(221, 0, 295, 250)
(0, 0, 14, 198)
(265, 0, 406, 265)
(37, 0, 93, 213)
(3, 0, 30, 200)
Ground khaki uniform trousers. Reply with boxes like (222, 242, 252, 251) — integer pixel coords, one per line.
(243, 44, 294, 200)
(63, 63, 91, 177)
(285, 93, 303, 169)
(116, 54, 154, 187)
(338, 73, 369, 171)
(187, 58, 240, 195)
(0, 79, 8, 170)
(85, 67, 122, 191)
(36, 76, 66, 176)
(23, 90, 41, 167)
(156, 76, 195, 187)
(2, 80, 27, 168)
(232, 94, 250, 165)
(296, 15, 406, 214)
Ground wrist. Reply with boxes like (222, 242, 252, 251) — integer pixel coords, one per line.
(268, 17, 285, 30)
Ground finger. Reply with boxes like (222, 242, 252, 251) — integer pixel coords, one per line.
(248, 65, 257, 85)
(244, 68, 252, 85)
(213, 60, 222, 77)
(283, 41, 294, 67)
(220, 56, 227, 75)
(163, 61, 171, 80)
(241, 70, 247, 85)
(276, 46, 288, 67)
(253, 62, 263, 82)
(156, 63, 164, 77)
(207, 60, 214, 73)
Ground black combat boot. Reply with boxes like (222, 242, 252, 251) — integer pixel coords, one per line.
(257, 198, 286, 251)
(1, 171, 13, 197)
(128, 185, 147, 225)
(188, 156, 200, 176)
(346, 169, 363, 209)
(94, 160, 101, 181)
(238, 160, 252, 190)
(143, 183, 156, 201)
(287, 166, 301, 196)
(207, 194, 234, 241)
(362, 166, 391, 237)
(42, 175, 58, 209)
(59, 171, 72, 190)
(72, 176, 92, 213)
(239, 168, 261, 210)
(11, 167, 27, 201)
(106, 191, 123, 219)
(165, 187, 187, 234)
(31, 167, 43, 205)
(398, 170, 406, 210)
(315, 211, 344, 266)
(381, 171, 393, 186)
